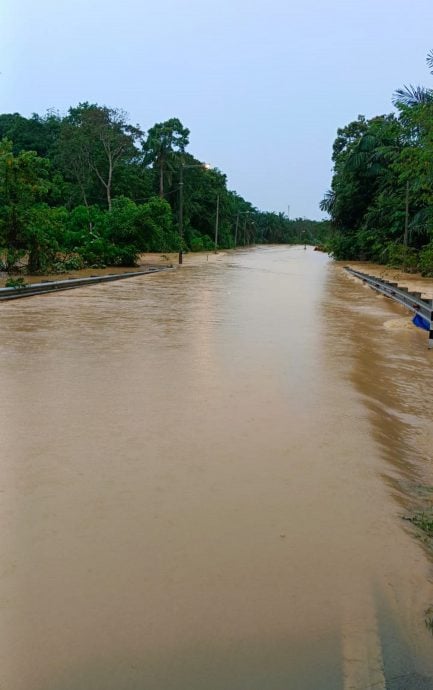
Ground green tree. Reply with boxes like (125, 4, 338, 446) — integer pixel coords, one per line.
(25, 205, 68, 273)
(143, 118, 190, 198)
(58, 103, 143, 211)
(321, 50, 433, 268)
(321, 115, 406, 259)
(0, 139, 51, 269)
(0, 111, 61, 157)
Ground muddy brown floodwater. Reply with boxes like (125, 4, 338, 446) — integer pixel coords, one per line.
(1, 246, 433, 690)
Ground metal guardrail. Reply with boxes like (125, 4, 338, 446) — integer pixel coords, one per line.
(345, 267, 433, 349)
(0, 266, 172, 301)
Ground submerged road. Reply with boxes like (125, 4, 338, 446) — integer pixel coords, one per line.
(0, 246, 433, 689)
(0, 265, 172, 300)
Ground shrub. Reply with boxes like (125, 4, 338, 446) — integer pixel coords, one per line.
(327, 232, 360, 260)
(5, 276, 26, 288)
(189, 233, 214, 252)
(4, 248, 26, 272)
(419, 243, 433, 277)
(190, 237, 204, 252)
(52, 254, 85, 272)
(386, 243, 419, 271)
(78, 238, 139, 267)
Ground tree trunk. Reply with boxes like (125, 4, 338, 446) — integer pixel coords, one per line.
(159, 160, 164, 198)
(78, 180, 89, 209)
(107, 158, 113, 211)
(28, 240, 42, 274)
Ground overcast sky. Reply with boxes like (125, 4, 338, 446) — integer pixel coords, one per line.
(1, 0, 433, 219)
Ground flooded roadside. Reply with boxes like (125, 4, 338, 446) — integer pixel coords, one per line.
(0, 246, 432, 689)
(0, 257, 171, 288)
(344, 260, 433, 299)
(0, 251, 222, 288)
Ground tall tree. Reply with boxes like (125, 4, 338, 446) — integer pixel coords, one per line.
(321, 115, 406, 259)
(59, 103, 142, 211)
(143, 118, 190, 197)
(322, 50, 433, 267)
(0, 111, 61, 157)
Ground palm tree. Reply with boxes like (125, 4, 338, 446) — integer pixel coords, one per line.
(393, 50, 433, 107)
(319, 190, 335, 215)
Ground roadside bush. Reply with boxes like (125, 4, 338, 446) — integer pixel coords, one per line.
(24, 205, 70, 273)
(419, 243, 433, 276)
(135, 198, 179, 251)
(106, 244, 139, 266)
(101, 197, 179, 253)
(386, 243, 419, 271)
(190, 237, 205, 252)
(4, 248, 26, 272)
(52, 253, 85, 272)
(5, 276, 26, 288)
(327, 232, 360, 260)
(189, 232, 213, 252)
(78, 237, 138, 267)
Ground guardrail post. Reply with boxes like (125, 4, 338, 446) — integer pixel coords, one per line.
(429, 309, 433, 349)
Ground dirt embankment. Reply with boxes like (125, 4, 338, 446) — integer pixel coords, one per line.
(342, 260, 433, 300)
(0, 251, 228, 288)
(0, 253, 174, 288)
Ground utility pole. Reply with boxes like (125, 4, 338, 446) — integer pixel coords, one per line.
(403, 180, 409, 272)
(404, 180, 409, 247)
(178, 164, 184, 264)
(234, 212, 240, 247)
(214, 194, 220, 252)
(178, 161, 211, 263)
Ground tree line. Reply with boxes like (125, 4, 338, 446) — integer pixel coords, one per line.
(321, 50, 433, 275)
(0, 105, 328, 274)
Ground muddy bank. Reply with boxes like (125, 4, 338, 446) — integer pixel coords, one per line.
(343, 260, 433, 299)
(0, 254, 172, 288)
(0, 251, 229, 288)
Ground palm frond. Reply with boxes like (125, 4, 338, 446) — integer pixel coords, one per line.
(411, 206, 433, 231)
(358, 134, 378, 152)
(345, 151, 368, 171)
(427, 49, 433, 75)
(367, 162, 384, 177)
(319, 190, 335, 214)
(392, 84, 433, 107)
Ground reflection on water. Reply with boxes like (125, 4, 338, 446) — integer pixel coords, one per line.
(324, 266, 433, 503)
(0, 247, 432, 690)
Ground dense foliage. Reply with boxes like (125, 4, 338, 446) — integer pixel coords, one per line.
(321, 51, 433, 275)
(0, 104, 328, 274)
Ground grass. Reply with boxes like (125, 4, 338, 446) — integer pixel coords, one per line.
(5, 276, 27, 289)
(425, 607, 433, 636)
(402, 500, 433, 637)
(405, 511, 433, 537)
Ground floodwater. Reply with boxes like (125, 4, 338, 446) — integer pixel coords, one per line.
(1, 246, 433, 690)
